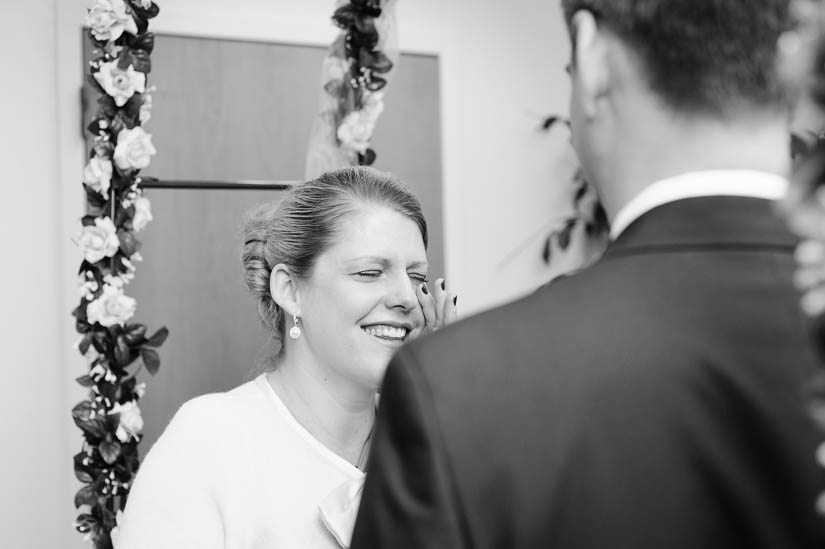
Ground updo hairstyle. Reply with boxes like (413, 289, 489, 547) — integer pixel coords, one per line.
(241, 166, 428, 340)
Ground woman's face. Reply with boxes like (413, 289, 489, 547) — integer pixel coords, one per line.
(295, 204, 428, 392)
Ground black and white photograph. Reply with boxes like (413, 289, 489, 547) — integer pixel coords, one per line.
(4, 0, 825, 547)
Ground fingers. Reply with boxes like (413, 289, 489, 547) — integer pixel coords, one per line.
(417, 282, 437, 331)
(432, 278, 448, 326)
(432, 278, 458, 329)
(416, 278, 459, 335)
(443, 293, 459, 325)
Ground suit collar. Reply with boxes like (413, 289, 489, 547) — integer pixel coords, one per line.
(609, 170, 788, 240)
(603, 196, 797, 259)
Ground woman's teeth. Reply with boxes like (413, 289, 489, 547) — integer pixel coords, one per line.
(363, 325, 408, 340)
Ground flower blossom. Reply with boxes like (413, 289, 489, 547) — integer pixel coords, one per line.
(75, 217, 120, 264)
(110, 400, 144, 442)
(87, 284, 137, 327)
(337, 92, 385, 154)
(132, 196, 153, 232)
(94, 60, 146, 107)
(83, 155, 113, 195)
(86, 0, 138, 42)
(114, 126, 156, 171)
(139, 89, 153, 124)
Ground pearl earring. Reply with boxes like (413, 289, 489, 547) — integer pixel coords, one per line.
(289, 314, 301, 339)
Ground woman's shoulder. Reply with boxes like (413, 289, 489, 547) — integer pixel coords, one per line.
(165, 375, 269, 438)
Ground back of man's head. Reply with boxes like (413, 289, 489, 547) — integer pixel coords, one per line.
(561, 0, 792, 116)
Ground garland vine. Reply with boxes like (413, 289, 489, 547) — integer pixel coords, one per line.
(72, 1, 167, 547)
(327, 0, 395, 166)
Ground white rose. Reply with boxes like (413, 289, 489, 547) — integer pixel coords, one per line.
(75, 217, 120, 264)
(110, 400, 144, 442)
(337, 92, 385, 154)
(114, 127, 156, 171)
(87, 284, 136, 327)
(135, 382, 146, 399)
(83, 156, 113, 195)
(361, 91, 385, 121)
(86, 0, 138, 42)
(139, 92, 152, 124)
(337, 111, 375, 154)
(131, 196, 153, 232)
(94, 60, 146, 107)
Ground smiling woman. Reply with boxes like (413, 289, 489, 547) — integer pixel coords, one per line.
(112, 166, 456, 549)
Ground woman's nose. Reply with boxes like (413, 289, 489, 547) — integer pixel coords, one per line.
(386, 274, 418, 311)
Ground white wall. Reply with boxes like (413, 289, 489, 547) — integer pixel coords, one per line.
(0, 0, 83, 547)
(1, 1, 573, 546)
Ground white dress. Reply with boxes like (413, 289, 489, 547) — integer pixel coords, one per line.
(114, 374, 366, 549)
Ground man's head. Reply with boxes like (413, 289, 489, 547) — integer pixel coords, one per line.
(562, 0, 791, 115)
(561, 0, 793, 212)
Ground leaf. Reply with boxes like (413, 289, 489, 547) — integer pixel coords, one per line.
(114, 202, 134, 227)
(130, 50, 152, 74)
(140, 347, 160, 375)
(72, 401, 94, 422)
(76, 375, 95, 388)
(131, 32, 155, 54)
(74, 416, 107, 439)
(117, 229, 140, 257)
(78, 332, 93, 355)
(114, 336, 131, 366)
(122, 323, 147, 345)
(99, 439, 122, 465)
(74, 484, 98, 508)
(75, 467, 94, 484)
(144, 326, 168, 347)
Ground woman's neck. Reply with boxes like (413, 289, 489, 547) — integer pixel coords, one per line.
(266, 358, 376, 469)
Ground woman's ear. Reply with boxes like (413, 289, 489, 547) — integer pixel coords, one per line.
(270, 263, 300, 318)
(570, 10, 610, 119)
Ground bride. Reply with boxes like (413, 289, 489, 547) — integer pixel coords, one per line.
(114, 166, 457, 548)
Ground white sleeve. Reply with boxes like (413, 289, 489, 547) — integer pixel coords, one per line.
(114, 397, 229, 549)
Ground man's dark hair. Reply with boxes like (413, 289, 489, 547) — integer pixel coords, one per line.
(561, 0, 792, 115)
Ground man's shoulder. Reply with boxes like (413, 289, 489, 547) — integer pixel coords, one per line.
(409, 262, 638, 356)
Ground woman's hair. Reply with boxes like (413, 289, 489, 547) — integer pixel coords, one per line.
(241, 166, 428, 340)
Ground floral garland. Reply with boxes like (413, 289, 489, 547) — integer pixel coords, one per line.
(327, 0, 395, 166)
(72, 1, 167, 547)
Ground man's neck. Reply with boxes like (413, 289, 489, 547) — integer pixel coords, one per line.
(594, 114, 790, 224)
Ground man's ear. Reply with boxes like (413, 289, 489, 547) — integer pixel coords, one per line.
(570, 10, 610, 119)
(270, 263, 300, 318)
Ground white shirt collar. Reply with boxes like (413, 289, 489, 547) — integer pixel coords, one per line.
(609, 170, 789, 240)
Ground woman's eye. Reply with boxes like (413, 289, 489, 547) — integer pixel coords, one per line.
(409, 273, 428, 284)
(356, 270, 382, 279)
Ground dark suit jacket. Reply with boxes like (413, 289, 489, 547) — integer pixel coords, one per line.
(351, 196, 825, 549)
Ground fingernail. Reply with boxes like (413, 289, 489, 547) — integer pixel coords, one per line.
(421, 283, 429, 295)
(440, 279, 446, 291)
(453, 296, 458, 306)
